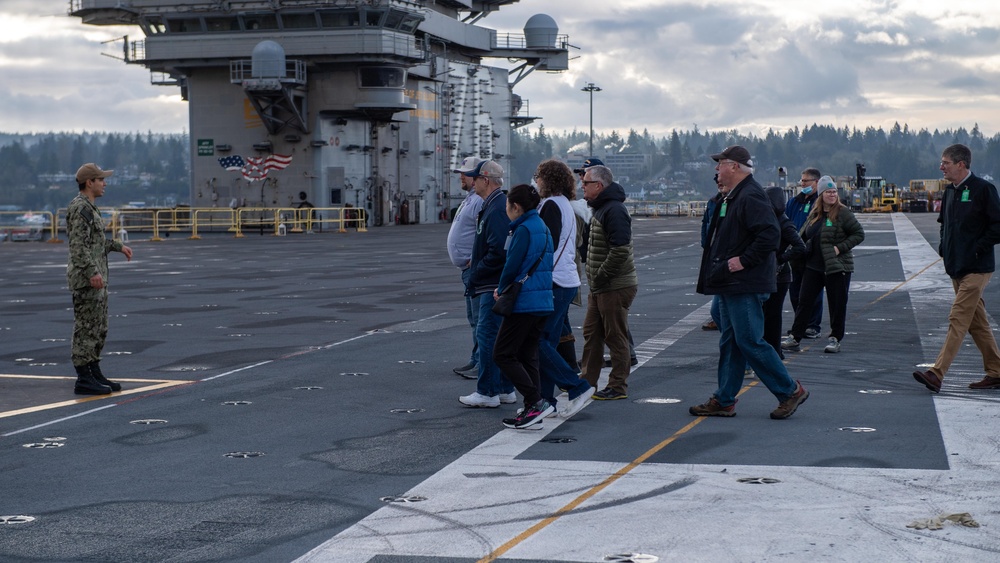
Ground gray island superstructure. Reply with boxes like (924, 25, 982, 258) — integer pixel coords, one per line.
(69, 0, 569, 226)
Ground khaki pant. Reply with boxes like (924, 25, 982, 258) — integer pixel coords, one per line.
(581, 286, 637, 393)
(932, 272, 1000, 379)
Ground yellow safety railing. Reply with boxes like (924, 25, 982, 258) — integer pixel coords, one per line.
(9, 205, 369, 244)
(234, 206, 367, 237)
(0, 211, 59, 243)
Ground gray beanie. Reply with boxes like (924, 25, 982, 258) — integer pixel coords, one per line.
(817, 175, 837, 193)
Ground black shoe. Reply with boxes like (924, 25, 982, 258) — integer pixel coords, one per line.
(74, 364, 112, 395)
(630, 357, 638, 366)
(592, 387, 627, 400)
(88, 361, 122, 392)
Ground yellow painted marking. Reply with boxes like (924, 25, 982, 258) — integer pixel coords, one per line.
(477, 382, 760, 563)
(0, 374, 190, 419)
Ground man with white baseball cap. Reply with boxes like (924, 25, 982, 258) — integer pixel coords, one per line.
(447, 156, 485, 377)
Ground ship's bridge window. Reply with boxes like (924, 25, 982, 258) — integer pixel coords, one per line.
(280, 12, 319, 29)
(205, 16, 240, 32)
(319, 10, 360, 28)
(241, 13, 279, 31)
(363, 9, 386, 27)
(384, 10, 404, 30)
(167, 17, 203, 33)
(398, 14, 421, 34)
(140, 16, 166, 35)
(359, 67, 406, 89)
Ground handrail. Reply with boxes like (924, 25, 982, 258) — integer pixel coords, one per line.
(8, 205, 370, 244)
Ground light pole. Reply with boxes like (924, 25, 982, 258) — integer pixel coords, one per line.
(581, 82, 601, 157)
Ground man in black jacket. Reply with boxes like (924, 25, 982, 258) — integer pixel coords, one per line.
(690, 146, 808, 419)
(913, 144, 1000, 392)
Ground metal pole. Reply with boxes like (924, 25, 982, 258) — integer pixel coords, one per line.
(581, 82, 602, 156)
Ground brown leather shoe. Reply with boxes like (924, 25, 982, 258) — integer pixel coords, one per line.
(912, 370, 942, 393)
(702, 319, 718, 331)
(969, 376, 1000, 390)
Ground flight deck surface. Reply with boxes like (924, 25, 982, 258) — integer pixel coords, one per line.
(1, 212, 998, 562)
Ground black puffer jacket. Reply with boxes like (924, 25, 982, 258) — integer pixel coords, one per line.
(697, 175, 779, 295)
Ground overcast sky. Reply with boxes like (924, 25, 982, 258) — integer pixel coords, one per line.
(3, 0, 1000, 138)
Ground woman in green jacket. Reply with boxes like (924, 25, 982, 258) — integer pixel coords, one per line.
(782, 176, 865, 353)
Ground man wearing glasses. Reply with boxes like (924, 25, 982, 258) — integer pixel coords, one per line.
(690, 146, 808, 419)
(459, 160, 517, 408)
(913, 144, 1000, 393)
(579, 164, 638, 400)
(786, 168, 824, 339)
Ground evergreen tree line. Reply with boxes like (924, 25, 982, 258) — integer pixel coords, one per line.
(509, 122, 1000, 199)
(0, 132, 189, 211)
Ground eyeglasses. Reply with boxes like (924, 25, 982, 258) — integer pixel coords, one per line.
(940, 160, 955, 166)
(582, 180, 601, 186)
(800, 178, 817, 184)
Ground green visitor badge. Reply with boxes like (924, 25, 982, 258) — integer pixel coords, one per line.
(719, 201, 728, 217)
(804, 203, 811, 214)
(826, 218, 833, 227)
(962, 189, 970, 202)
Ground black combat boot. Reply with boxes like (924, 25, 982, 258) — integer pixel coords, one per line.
(74, 364, 112, 395)
(556, 340, 580, 373)
(88, 361, 122, 392)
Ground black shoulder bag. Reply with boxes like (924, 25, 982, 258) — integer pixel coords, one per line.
(492, 255, 543, 317)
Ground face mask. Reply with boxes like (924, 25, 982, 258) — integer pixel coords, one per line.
(801, 186, 813, 194)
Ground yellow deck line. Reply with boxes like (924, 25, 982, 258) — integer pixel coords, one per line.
(0, 375, 191, 419)
(477, 382, 761, 563)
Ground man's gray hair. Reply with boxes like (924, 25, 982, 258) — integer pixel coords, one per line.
(587, 165, 614, 187)
(737, 163, 754, 174)
(481, 160, 504, 187)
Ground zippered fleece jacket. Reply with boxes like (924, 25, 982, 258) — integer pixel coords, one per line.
(585, 182, 637, 294)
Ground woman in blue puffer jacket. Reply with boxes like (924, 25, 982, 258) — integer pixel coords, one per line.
(493, 183, 554, 429)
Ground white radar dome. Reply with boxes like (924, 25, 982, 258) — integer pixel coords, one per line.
(524, 14, 558, 49)
(251, 40, 286, 79)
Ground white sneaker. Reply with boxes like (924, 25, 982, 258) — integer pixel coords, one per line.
(559, 386, 596, 418)
(744, 368, 756, 379)
(499, 392, 517, 404)
(459, 392, 500, 408)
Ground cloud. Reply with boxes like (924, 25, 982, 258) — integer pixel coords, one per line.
(484, 1, 1000, 136)
(5, 0, 1000, 136)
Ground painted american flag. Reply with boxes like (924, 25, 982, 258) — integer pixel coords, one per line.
(218, 155, 246, 171)
(241, 154, 293, 181)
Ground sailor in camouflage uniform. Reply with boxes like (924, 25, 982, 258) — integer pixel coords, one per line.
(67, 163, 133, 395)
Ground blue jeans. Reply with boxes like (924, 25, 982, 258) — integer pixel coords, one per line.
(462, 268, 480, 366)
(476, 292, 514, 396)
(538, 285, 591, 406)
(714, 293, 797, 406)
